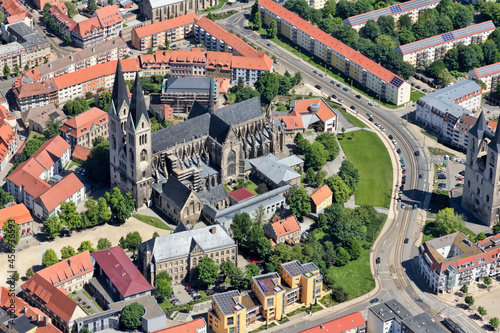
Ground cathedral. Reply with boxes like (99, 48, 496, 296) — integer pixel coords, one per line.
(108, 61, 284, 210)
(462, 111, 500, 227)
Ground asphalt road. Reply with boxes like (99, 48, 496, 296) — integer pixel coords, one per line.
(220, 11, 485, 333)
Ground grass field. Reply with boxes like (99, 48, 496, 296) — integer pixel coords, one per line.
(423, 220, 476, 243)
(338, 130, 392, 208)
(410, 90, 425, 103)
(27, 131, 45, 141)
(327, 248, 375, 300)
(335, 106, 367, 129)
(133, 214, 173, 231)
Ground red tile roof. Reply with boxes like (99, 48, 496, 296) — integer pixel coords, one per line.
(259, 0, 404, 87)
(133, 12, 196, 38)
(195, 16, 257, 57)
(60, 107, 108, 139)
(0, 104, 15, 122)
(278, 109, 304, 130)
(227, 188, 255, 203)
(21, 273, 81, 323)
(293, 98, 337, 123)
(92, 246, 153, 298)
(38, 173, 84, 212)
(231, 51, 273, 71)
(0, 118, 17, 147)
(270, 215, 300, 237)
(6, 12, 28, 24)
(72, 145, 91, 161)
(7, 162, 51, 198)
(488, 120, 497, 133)
(153, 318, 206, 333)
(0, 0, 26, 16)
(36, 325, 63, 333)
(299, 312, 365, 332)
(49, 5, 76, 31)
(37, 250, 93, 287)
(214, 78, 229, 94)
(206, 51, 232, 70)
(310, 185, 332, 206)
(71, 16, 103, 38)
(0, 203, 32, 226)
(53, 58, 139, 90)
(0, 286, 29, 316)
(93, 5, 123, 28)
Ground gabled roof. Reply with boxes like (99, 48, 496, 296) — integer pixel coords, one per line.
(0, 203, 32, 226)
(159, 177, 195, 211)
(299, 312, 365, 332)
(92, 246, 153, 298)
(227, 188, 255, 203)
(38, 173, 84, 212)
(469, 111, 487, 139)
(310, 185, 332, 206)
(72, 145, 91, 161)
(37, 250, 93, 287)
(60, 107, 108, 139)
(270, 215, 300, 238)
(93, 5, 123, 27)
(248, 153, 301, 186)
(292, 98, 337, 123)
(0, 286, 29, 316)
(133, 12, 196, 38)
(153, 318, 206, 333)
(231, 51, 273, 71)
(71, 17, 103, 38)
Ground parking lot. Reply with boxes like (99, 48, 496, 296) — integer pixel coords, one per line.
(431, 154, 466, 192)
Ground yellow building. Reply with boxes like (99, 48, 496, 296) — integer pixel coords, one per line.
(208, 261, 322, 333)
(310, 185, 332, 214)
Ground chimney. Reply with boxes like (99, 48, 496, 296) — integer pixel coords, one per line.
(210, 227, 216, 234)
(37, 313, 40, 323)
(320, 325, 324, 329)
(70, 55, 73, 60)
(24, 306, 28, 313)
(92, 47, 95, 52)
(68, 258, 72, 268)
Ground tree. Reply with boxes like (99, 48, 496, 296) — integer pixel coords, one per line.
(78, 241, 96, 253)
(63, 34, 72, 45)
(43, 117, 63, 139)
(427, 60, 447, 78)
(256, 183, 268, 194)
(294, 133, 311, 155)
(437, 69, 454, 86)
(398, 14, 412, 29)
(363, 20, 380, 41)
(0, 11, 5, 24)
(267, 20, 278, 39)
(119, 236, 127, 249)
(104, 187, 135, 223)
(26, 267, 34, 278)
(377, 16, 395, 36)
(3, 218, 20, 250)
(13, 64, 19, 76)
(86, 0, 97, 14)
(43, 215, 63, 239)
(452, 6, 473, 29)
(325, 175, 350, 203)
(255, 72, 278, 104)
(457, 45, 480, 72)
(121, 303, 145, 330)
(484, 276, 492, 286)
(230, 267, 249, 291)
(305, 168, 316, 184)
(335, 247, 350, 266)
(269, 243, 293, 268)
(97, 238, 112, 251)
(464, 295, 474, 308)
(59, 201, 82, 230)
(60, 246, 76, 260)
(247, 223, 271, 259)
(197, 257, 219, 285)
(338, 159, 360, 194)
(42, 249, 59, 267)
(84, 198, 99, 227)
(316, 170, 327, 187)
(24, 64, 29, 71)
(315, 132, 339, 160)
(437, 14, 453, 34)
(152, 231, 160, 238)
(11, 271, 19, 282)
(398, 29, 415, 45)
(490, 317, 499, 329)
(478, 306, 487, 316)
(64, 1, 77, 17)
(288, 187, 311, 219)
(493, 222, 500, 235)
(155, 271, 172, 299)
(3, 64, 9, 77)
(252, 205, 266, 225)
(125, 232, 142, 252)
(460, 284, 468, 294)
(231, 212, 252, 244)
(375, 35, 396, 49)
(332, 286, 348, 302)
(330, 219, 367, 245)
(0, 188, 14, 207)
(434, 208, 465, 235)
(444, 48, 459, 71)
(235, 87, 260, 103)
(345, 237, 361, 260)
(252, 11, 261, 30)
(245, 263, 259, 281)
(98, 197, 111, 223)
(305, 141, 327, 171)
(220, 260, 237, 280)
(63, 97, 89, 116)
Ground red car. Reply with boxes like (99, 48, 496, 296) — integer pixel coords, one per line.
(402, 169, 406, 174)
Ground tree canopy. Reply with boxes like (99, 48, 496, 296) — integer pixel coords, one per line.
(84, 140, 110, 183)
(104, 187, 135, 223)
(42, 249, 59, 267)
(121, 303, 145, 329)
(197, 257, 219, 285)
(288, 187, 311, 219)
(434, 208, 465, 236)
(2, 218, 20, 249)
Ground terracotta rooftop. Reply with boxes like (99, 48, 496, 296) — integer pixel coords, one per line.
(60, 107, 108, 139)
(38, 173, 84, 212)
(299, 312, 365, 332)
(93, 5, 123, 28)
(72, 145, 91, 161)
(153, 318, 206, 333)
(133, 12, 196, 38)
(0, 286, 29, 316)
(6, 12, 28, 24)
(310, 185, 332, 206)
(71, 17, 103, 38)
(293, 98, 337, 123)
(227, 187, 255, 203)
(14, 79, 57, 99)
(231, 51, 273, 71)
(270, 215, 300, 237)
(0, 203, 32, 226)
(0, 119, 17, 147)
(37, 250, 93, 287)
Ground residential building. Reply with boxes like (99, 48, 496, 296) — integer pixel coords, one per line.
(344, 0, 440, 31)
(310, 185, 332, 214)
(208, 261, 322, 333)
(48, 4, 76, 35)
(367, 299, 446, 333)
(264, 215, 301, 245)
(299, 312, 365, 332)
(153, 318, 206, 333)
(91, 6, 123, 41)
(141, 0, 216, 23)
(0, 203, 33, 239)
(416, 80, 482, 142)
(0, 117, 17, 170)
(0, 0, 27, 17)
(259, 0, 411, 106)
(60, 107, 109, 149)
(131, 13, 196, 50)
(71, 17, 105, 49)
(449, 113, 478, 151)
(231, 51, 274, 86)
(469, 61, 500, 93)
(6, 136, 85, 219)
(0, 42, 24, 71)
(4, 22, 51, 67)
(32, 0, 64, 10)
(138, 223, 238, 285)
(275, 98, 337, 137)
(418, 232, 500, 293)
(149, 104, 177, 123)
(248, 154, 302, 189)
(72, 145, 91, 162)
(397, 21, 495, 66)
(29, 108, 67, 133)
(160, 77, 218, 113)
(203, 185, 289, 231)
(308, 0, 325, 10)
(227, 188, 255, 205)
(194, 17, 257, 57)
(24, 37, 129, 81)
(90, 246, 153, 306)
(12, 78, 58, 112)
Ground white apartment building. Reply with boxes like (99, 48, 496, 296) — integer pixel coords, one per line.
(416, 80, 482, 141)
(469, 61, 500, 93)
(259, 0, 411, 106)
(396, 21, 495, 66)
(308, 0, 325, 10)
(344, 0, 440, 31)
(419, 232, 500, 294)
(231, 52, 274, 86)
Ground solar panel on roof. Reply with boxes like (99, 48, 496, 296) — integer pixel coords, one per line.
(441, 32, 455, 42)
(259, 280, 268, 292)
(389, 5, 402, 14)
(390, 77, 404, 87)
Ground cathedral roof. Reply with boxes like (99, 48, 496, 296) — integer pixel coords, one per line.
(110, 60, 129, 116)
(468, 111, 487, 139)
(160, 177, 195, 211)
(489, 125, 500, 153)
(128, 72, 149, 130)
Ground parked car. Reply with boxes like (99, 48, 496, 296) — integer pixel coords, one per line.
(319, 73, 324, 77)
(367, 112, 373, 117)
(338, 98, 343, 102)
(370, 298, 379, 303)
(315, 84, 322, 90)
(193, 295, 202, 300)
(356, 94, 361, 99)
(416, 85, 421, 89)
(413, 204, 418, 209)
(404, 238, 409, 244)
(369, 117, 374, 122)
(419, 173, 424, 179)
(206, 290, 216, 296)
(368, 101, 374, 106)
(401, 203, 406, 209)
(330, 80, 335, 84)
(396, 148, 402, 154)
(313, 70, 317, 74)
(415, 298, 424, 302)
(343, 87, 349, 92)
(388, 135, 393, 140)
(171, 299, 181, 306)
(376, 257, 381, 264)
(331, 94, 337, 99)
(414, 150, 420, 156)
(350, 105, 356, 110)
(336, 83, 341, 87)
(180, 309, 189, 313)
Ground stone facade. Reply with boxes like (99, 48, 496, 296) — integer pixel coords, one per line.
(141, 0, 216, 23)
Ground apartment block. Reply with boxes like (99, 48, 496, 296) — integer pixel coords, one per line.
(60, 107, 109, 149)
(419, 232, 500, 294)
(259, 0, 410, 106)
(12, 78, 58, 112)
(396, 21, 495, 66)
(131, 13, 196, 50)
(208, 261, 322, 333)
(449, 113, 478, 152)
(0, 116, 17, 171)
(308, 0, 325, 10)
(469, 61, 500, 93)
(344, 0, 440, 31)
(5, 22, 51, 67)
(416, 80, 482, 143)
(0, 42, 24, 70)
(71, 5, 123, 49)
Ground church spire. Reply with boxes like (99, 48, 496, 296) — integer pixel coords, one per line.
(110, 60, 129, 115)
(469, 111, 487, 140)
(128, 71, 148, 130)
(208, 77, 214, 114)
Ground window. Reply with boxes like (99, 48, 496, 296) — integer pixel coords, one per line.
(267, 298, 274, 307)
(227, 317, 234, 326)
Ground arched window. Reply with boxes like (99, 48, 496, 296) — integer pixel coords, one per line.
(227, 150, 236, 176)
(112, 136, 116, 150)
(129, 148, 134, 162)
(477, 188, 481, 195)
(468, 180, 470, 188)
(190, 201, 195, 214)
(487, 195, 490, 203)
(141, 149, 147, 161)
(490, 168, 493, 181)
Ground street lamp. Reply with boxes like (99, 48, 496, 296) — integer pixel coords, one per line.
(358, 283, 360, 297)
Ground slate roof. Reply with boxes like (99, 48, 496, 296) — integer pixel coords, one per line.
(164, 77, 213, 94)
(470, 61, 500, 79)
(469, 111, 487, 139)
(248, 153, 301, 186)
(152, 97, 264, 152)
(278, 155, 303, 168)
(369, 299, 412, 322)
(12, 315, 36, 332)
(128, 72, 149, 130)
(196, 184, 228, 205)
(138, 224, 235, 262)
(110, 60, 130, 116)
(402, 313, 447, 333)
(158, 177, 194, 211)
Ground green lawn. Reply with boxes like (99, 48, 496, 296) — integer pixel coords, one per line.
(227, 92, 236, 104)
(421, 130, 438, 141)
(27, 131, 45, 141)
(327, 248, 375, 300)
(133, 214, 173, 231)
(410, 90, 425, 103)
(336, 106, 368, 129)
(338, 130, 392, 208)
(244, 180, 259, 195)
(201, 0, 228, 11)
(423, 220, 476, 243)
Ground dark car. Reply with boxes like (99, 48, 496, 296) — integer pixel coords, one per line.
(416, 85, 421, 89)
(180, 309, 189, 313)
(193, 295, 202, 300)
(404, 238, 409, 244)
(370, 298, 379, 303)
(350, 105, 356, 110)
(419, 173, 424, 179)
(330, 80, 335, 84)
(369, 117, 374, 122)
(388, 135, 393, 140)
(332, 94, 337, 99)
(411, 83, 415, 87)
(415, 150, 420, 156)
(336, 83, 341, 87)
(402, 176, 406, 184)
(315, 84, 322, 90)
(267, 43, 272, 47)
(343, 87, 349, 92)
(423, 89, 428, 93)
(396, 148, 402, 154)
(355, 94, 361, 99)
(206, 290, 216, 296)
(376, 257, 381, 264)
